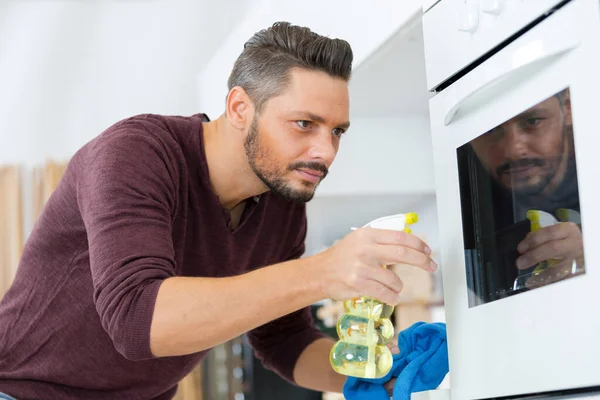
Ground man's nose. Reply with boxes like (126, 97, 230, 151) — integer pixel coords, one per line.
(306, 131, 337, 166)
(503, 126, 528, 159)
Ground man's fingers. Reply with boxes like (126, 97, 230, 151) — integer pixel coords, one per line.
(362, 227, 432, 255)
(361, 278, 403, 306)
(386, 341, 400, 354)
(517, 237, 577, 269)
(518, 223, 578, 253)
(376, 244, 437, 272)
(384, 378, 396, 396)
(367, 267, 404, 295)
(516, 241, 560, 269)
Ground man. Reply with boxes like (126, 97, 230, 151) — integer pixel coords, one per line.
(469, 88, 584, 289)
(0, 22, 436, 399)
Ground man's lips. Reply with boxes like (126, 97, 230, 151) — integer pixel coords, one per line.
(504, 165, 535, 177)
(296, 168, 323, 183)
(297, 168, 323, 177)
(497, 159, 544, 178)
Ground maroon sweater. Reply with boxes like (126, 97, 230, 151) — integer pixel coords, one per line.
(0, 113, 325, 400)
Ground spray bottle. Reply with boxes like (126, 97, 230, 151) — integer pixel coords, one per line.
(526, 210, 560, 276)
(329, 212, 419, 379)
(555, 208, 581, 224)
(514, 208, 582, 290)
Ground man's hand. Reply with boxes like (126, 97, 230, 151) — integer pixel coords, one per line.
(313, 228, 437, 306)
(383, 341, 400, 396)
(516, 222, 585, 287)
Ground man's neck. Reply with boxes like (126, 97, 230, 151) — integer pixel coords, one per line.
(202, 114, 267, 210)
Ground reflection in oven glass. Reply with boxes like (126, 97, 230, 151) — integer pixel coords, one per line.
(457, 87, 585, 307)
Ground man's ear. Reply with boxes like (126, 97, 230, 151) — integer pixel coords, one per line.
(226, 86, 254, 131)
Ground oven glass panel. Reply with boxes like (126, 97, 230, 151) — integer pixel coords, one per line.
(457, 87, 585, 307)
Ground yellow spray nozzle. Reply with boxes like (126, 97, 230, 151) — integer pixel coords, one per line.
(526, 210, 541, 232)
(526, 210, 540, 222)
(555, 208, 569, 222)
(405, 212, 418, 225)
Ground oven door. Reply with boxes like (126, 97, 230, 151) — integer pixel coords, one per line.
(428, 0, 600, 399)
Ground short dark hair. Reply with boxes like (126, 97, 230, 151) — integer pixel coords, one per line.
(227, 21, 353, 111)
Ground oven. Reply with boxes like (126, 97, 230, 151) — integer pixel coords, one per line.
(422, 0, 600, 399)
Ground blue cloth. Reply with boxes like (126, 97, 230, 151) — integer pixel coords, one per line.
(343, 322, 449, 400)
(0, 393, 17, 400)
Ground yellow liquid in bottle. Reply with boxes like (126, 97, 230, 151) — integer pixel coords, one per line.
(330, 213, 417, 379)
(330, 341, 393, 379)
(336, 314, 394, 346)
(330, 297, 395, 378)
(343, 297, 394, 320)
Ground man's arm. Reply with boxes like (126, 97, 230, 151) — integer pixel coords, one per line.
(79, 121, 431, 364)
(293, 336, 400, 394)
(293, 337, 346, 392)
(150, 259, 324, 357)
(79, 122, 328, 361)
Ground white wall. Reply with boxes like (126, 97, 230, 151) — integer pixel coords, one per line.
(0, 0, 426, 172)
(316, 115, 436, 196)
(197, 0, 423, 118)
(1, 1, 441, 262)
(0, 0, 250, 166)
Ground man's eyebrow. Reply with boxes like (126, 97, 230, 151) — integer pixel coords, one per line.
(292, 111, 350, 129)
(519, 104, 552, 117)
(337, 120, 351, 130)
(516, 108, 548, 120)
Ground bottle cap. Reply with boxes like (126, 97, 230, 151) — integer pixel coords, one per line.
(365, 213, 419, 231)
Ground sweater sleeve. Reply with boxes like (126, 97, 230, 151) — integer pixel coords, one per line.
(76, 121, 178, 361)
(247, 215, 328, 384)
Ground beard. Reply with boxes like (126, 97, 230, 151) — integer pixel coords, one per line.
(244, 117, 328, 203)
(494, 125, 569, 197)
(495, 156, 552, 196)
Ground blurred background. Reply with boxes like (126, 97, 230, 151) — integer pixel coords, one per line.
(0, 0, 447, 398)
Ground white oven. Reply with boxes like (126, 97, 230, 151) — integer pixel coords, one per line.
(422, 1, 600, 399)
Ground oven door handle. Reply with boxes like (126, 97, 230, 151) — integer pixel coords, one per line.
(444, 35, 580, 125)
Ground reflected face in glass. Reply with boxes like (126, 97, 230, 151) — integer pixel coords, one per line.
(457, 88, 585, 306)
(470, 90, 573, 197)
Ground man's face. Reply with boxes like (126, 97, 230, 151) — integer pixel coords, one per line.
(470, 91, 572, 197)
(244, 68, 350, 203)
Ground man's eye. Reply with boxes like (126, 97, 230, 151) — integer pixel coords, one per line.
(332, 128, 346, 138)
(296, 120, 312, 129)
(526, 118, 543, 126)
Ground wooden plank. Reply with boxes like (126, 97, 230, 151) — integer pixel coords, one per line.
(174, 364, 203, 400)
(33, 166, 45, 222)
(394, 303, 432, 332)
(33, 160, 68, 221)
(0, 166, 23, 299)
(9, 160, 208, 397)
(392, 263, 433, 304)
